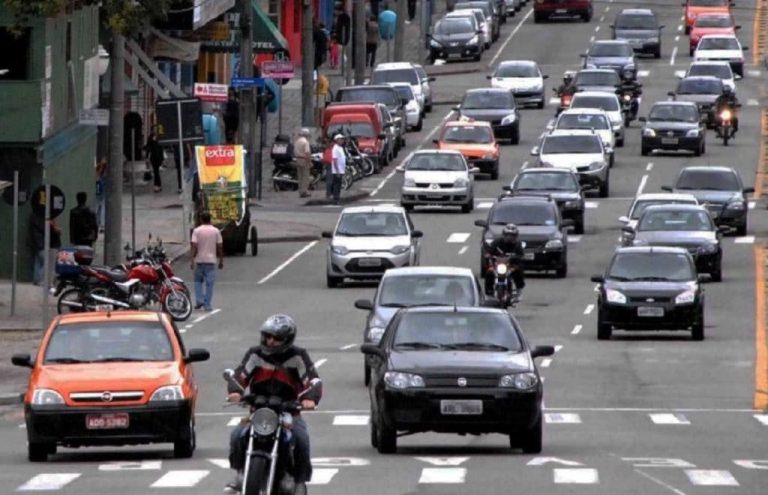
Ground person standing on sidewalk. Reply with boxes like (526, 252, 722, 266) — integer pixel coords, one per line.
(331, 134, 347, 205)
(69, 192, 98, 247)
(190, 211, 223, 311)
(144, 131, 165, 193)
(366, 15, 379, 68)
(294, 128, 313, 198)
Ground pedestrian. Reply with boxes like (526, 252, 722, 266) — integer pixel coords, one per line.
(144, 131, 165, 192)
(407, 0, 416, 21)
(294, 127, 312, 198)
(366, 14, 379, 68)
(95, 157, 107, 233)
(313, 21, 329, 69)
(224, 89, 239, 143)
(69, 191, 98, 247)
(331, 133, 347, 205)
(190, 211, 223, 312)
(28, 213, 61, 286)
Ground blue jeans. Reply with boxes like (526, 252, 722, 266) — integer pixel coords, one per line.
(331, 174, 343, 204)
(194, 263, 216, 310)
(325, 168, 333, 198)
(33, 250, 45, 285)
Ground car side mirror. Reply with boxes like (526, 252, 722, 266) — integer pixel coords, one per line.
(590, 275, 604, 283)
(543, 74, 549, 79)
(476, 30, 484, 35)
(618, 215, 630, 224)
(667, 91, 675, 97)
(185, 348, 210, 364)
(384, 122, 393, 128)
(321, 231, 333, 238)
(621, 225, 635, 235)
(481, 298, 502, 308)
(474, 219, 488, 227)
(579, 53, 587, 58)
(638, 116, 647, 122)
(401, 98, 409, 106)
(452, 105, 461, 111)
(428, 76, 436, 82)
(502, 185, 512, 191)
(11, 353, 33, 368)
(697, 273, 712, 283)
(734, 73, 743, 80)
(354, 299, 374, 311)
(609, 24, 615, 29)
(486, 74, 493, 80)
(561, 219, 575, 229)
(360, 343, 386, 358)
(378, 133, 387, 139)
(741, 46, 749, 51)
(735, 25, 742, 30)
(469, 167, 481, 174)
(432, 138, 439, 144)
(605, 146, 614, 155)
(718, 225, 733, 235)
(659, 25, 665, 29)
(411, 230, 424, 238)
(531, 345, 555, 359)
(530, 147, 540, 156)
(744, 187, 755, 194)
(660, 185, 673, 192)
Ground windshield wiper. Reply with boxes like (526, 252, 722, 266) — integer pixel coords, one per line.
(445, 342, 511, 351)
(46, 357, 89, 364)
(380, 302, 409, 308)
(393, 342, 444, 349)
(89, 357, 147, 363)
(606, 275, 632, 281)
(630, 276, 671, 281)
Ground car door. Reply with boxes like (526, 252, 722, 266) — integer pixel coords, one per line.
(405, 212, 421, 265)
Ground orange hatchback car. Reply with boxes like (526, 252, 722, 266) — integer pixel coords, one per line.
(12, 311, 210, 462)
(434, 120, 501, 179)
(683, 0, 732, 34)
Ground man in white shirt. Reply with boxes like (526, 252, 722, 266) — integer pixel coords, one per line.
(331, 133, 347, 205)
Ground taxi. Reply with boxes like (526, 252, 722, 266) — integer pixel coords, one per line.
(12, 311, 210, 462)
(683, 0, 732, 35)
(433, 119, 501, 179)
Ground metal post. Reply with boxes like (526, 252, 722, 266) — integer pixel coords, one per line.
(344, 43, 352, 85)
(394, 0, 406, 61)
(353, 0, 366, 84)
(277, 82, 283, 135)
(258, 94, 266, 201)
(130, 130, 136, 254)
(239, 0, 257, 199)
(42, 183, 50, 330)
(419, 0, 428, 64)
(386, 40, 391, 63)
(301, 0, 315, 127)
(10, 170, 18, 316)
(177, 103, 190, 246)
(105, 34, 125, 266)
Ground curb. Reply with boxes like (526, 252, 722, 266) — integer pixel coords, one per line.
(0, 392, 22, 405)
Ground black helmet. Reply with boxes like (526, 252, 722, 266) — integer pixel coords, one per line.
(259, 314, 296, 354)
(502, 223, 519, 238)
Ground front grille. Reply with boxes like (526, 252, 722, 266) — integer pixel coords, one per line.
(415, 183, 454, 189)
(345, 258, 395, 273)
(703, 203, 725, 218)
(424, 375, 499, 388)
(70, 391, 145, 403)
(657, 129, 688, 138)
(513, 91, 540, 98)
(522, 239, 547, 250)
(628, 296, 673, 303)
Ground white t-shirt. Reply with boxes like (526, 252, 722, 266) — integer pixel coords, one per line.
(191, 224, 223, 264)
(331, 143, 346, 175)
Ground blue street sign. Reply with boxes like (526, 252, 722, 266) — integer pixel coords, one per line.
(230, 77, 266, 89)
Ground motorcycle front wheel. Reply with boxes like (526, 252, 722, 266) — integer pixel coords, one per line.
(163, 290, 192, 321)
(243, 456, 269, 495)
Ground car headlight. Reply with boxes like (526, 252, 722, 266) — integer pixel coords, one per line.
(430, 39, 441, 48)
(697, 243, 718, 254)
(468, 35, 479, 45)
(643, 128, 656, 137)
(564, 200, 581, 208)
(545, 239, 564, 249)
(331, 245, 349, 255)
(149, 385, 184, 402)
(675, 289, 696, 305)
(606, 289, 627, 304)
(367, 326, 386, 343)
(499, 372, 538, 390)
(31, 388, 64, 405)
(484, 236, 495, 245)
(726, 201, 745, 210)
(390, 245, 410, 255)
(403, 177, 416, 187)
(384, 371, 425, 389)
(624, 64, 636, 72)
(454, 177, 469, 187)
(685, 129, 700, 137)
(501, 114, 517, 125)
(588, 161, 605, 171)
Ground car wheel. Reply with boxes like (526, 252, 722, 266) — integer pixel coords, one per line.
(174, 419, 196, 458)
(511, 125, 520, 145)
(654, 46, 661, 59)
(461, 200, 473, 213)
(425, 100, 433, 113)
(689, 47, 694, 56)
(711, 265, 722, 282)
(555, 262, 567, 278)
(520, 416, 542, 453)
(582, 12, 592, 22)
(415, 117, 423, 132)
(575, 215, 585, 235)
(701, 139, 706, 154)
(490, 164, 499, 180)
(327, 274, 342, 288)
(736, 222, 747, 237)
(375, 411, 397, 454)
(694, 143, 702, 157)
(364, 363, 371, 386)
(401, 203, 414, 212)
(641, 144, 650, 156)
(692, 310, 705, 341)
(534, 12, 545, 23)
(537, 99, 545, 110)
(370, 406, 379, 448)
(28, 442, 54, 462)
(599, 176, 610, 198)
(597, 310, 612, 340)
(617, 136, 625, 147)
(685, 25, 690, 35)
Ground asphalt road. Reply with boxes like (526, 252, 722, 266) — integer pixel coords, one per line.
(3, 1, 768, 493)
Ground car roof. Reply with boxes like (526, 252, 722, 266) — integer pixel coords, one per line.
(572, 91, 620, 100)
(679, 165, 737, 174)
(444, 120, 493, 128)
(577, 68, 619, 75)
(56, 311, 165, 325)
(382, 266, 476, 278)
(681, 75, 722, 82)
(339, 84, 396, 92)
(397, 305, 509, 316)
(699, 33, 739, 40)
(592, 39, 632, 46)
(374, 62, 415, 71)
(559, 108, 610, 116)
(642, 203, 708, 212)
(465, 87, 512, 95)
(689, 60, 731, 67)
(634, 192, 698, 202)
(498, 59, 538, 67)
(410, 149, 464, 156)
(518, 167, 576, 175)
(651, 100, 699, 108)
(341, 205, 406, 214)
(449, 8, 483, 15)
(618, 8, 655, 16)
(548, 129, 602, 138)
(614, 246, 690, 255)
(498, 195, 556, 205)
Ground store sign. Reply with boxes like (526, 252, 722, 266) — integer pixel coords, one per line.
(261, 60, 295, 79)
(194, 83, 229, 103)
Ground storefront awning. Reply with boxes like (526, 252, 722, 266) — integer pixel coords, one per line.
(250, 0, 288, 54)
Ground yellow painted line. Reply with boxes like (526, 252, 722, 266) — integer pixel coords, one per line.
(754, 246, 768, 410)
(756, 111, 768, 200)
(753, 2, 760, 66)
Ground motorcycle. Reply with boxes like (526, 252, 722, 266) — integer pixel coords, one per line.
(271, 139, 327, 192)
(553, 88, 574, 116)
(224, 369, 322, 495)
(715, 105, 738, 146)
(488, 255, 521, 309)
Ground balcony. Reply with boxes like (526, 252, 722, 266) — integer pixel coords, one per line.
(0, 80, 42, 143)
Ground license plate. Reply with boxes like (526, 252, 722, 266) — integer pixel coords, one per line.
(86, 413, 129, 430)
(661, 138, 678, 145)
(272, 144, 287, 154)
(358, 258, 381, 267)
(523, 251, 535, 260)
(448, 53, 462, 59)
(555, 8, 567, 13)
(638, 306, 664, 317)
(440, 400, 483, 415)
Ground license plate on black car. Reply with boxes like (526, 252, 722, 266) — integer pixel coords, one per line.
(523, 251, 535, 260)
(638, 306, 664, 317)
(440, 400, 482, 415)
(661, 138, 678, 145)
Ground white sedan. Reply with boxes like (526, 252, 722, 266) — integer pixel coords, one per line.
(693, 34, 748, 77)
(546, 108, 616, 167)
(488, 60, 549, 109)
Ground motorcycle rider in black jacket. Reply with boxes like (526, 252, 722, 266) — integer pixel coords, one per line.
(617, 70, 642, 121)
(485, 224, 526, 300)
(714, 85, 739, 135)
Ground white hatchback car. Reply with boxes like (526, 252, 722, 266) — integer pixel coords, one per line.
(569, 91, 625, 147)
(531, 130, 612, 197)
(546, 108, 616, 166)
(693, 34, 748, 77)
(387, 82, 423, 131)
(488, 60, 549, 108)
(397, 150, 479, 213)
(685, 60, 737, 93)
(372, 62, 434, 112)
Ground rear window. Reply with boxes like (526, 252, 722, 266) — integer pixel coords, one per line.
(372, 69, 419, 85)
(435, 17, 475, 35)
(690, 0, 728, 6)
(337, 211, 408, 236)
(455, 2, 491, 18)
(490, 203, 557, 226)
(326, 122, 375, 139)
(648, 104, 699, 123)
(698, 37, 740, 50)
(629, 199, 697, 219)
(571, 94, 619, 111)
(589, 43, 633, 57)
(378, 275, 476, 307)
(393, 312, 521, 351)
(615, 13, 658, 30)
(608, 252, 695, 281)
(441, 125, 493, 144)
(462, 91, 514, 109)
(338, 88, 398, 107)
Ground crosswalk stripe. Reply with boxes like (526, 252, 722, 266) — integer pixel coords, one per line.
(18, 473, 81, 491)
(208, 458, 230, 469)
(747, 99, 760, 106)
(754, 414, 768, 425)
(549, 97, 560, 105)
(545, 413, 582, 424)
(650, 413, 689, 425)
(734, 236, 755, 244)
(333, 415, 370, 426)
(585, 201, 599, 209)
(150, 470, 209, 488)
(567, 235, 582, 243)
(307, 468, 339, 485)
(419, 468, 467, 483)
(749, 201, 756, 209)
(554, 468, 599, 484)
(685, 469, 739, 486)
(476, 201, 494, 210)
(227, 416, 243, 427)
(747, 70, 761, 77)
(447, 232, 471, 243)
(98, 460, 161, 471)
(637, 70, 650, 78)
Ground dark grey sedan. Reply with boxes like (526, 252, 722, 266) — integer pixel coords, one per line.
(611, 8, 664, 58)
(640, 101, 705, 156)
(582, 40, 637, 79)
(455, 88, 521, 143)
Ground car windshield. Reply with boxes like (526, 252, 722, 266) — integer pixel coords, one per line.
(435, 18, 474, 35)
(515, 173, 579, 191)
(541, 135, 602, 154)
(637, 209, 714, 231)
(629, 199, 697, 219)
(372, 69, 419, 85)
(694, 15, 732, 28)
(338, 88, 398, 107)
(326, 122, 375, 139)
(456, 2, 491, 17)
(675, 170, 740, 190)
(44, 322, 174, 363)
(575, 71, 620, 87)
(407, 153, 466, 171)
(495, 63, 539, 77)
(462, 91, 514, 109)
(615, 14, 658, 30)
(379, 275, 476, 307)
(336, 212, 408, 236)
(690, 0, 728, 6)
(649, 105, 699, 123)
(589, 43, 633, 57)
(557, 113, 610, 130)
(687, 64, 732, 79)
(698, 37, 740, 50)
(392, 312, 522, 352)
(571, 95, 619, 111)
(608, 253, 695, 281)
(490, 204, 557, 226)
(441, 125, 493, 143)
(676, 78, 722, 94)
(391, 85, 415, 101)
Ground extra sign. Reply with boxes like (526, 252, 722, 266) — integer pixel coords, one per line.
(194, 83, 229, 103)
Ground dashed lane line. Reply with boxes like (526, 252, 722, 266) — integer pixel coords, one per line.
(17, 474, 81, 491)
(447, 232, 471, 243)
(458, 246, 469, 255)
(150, 470, 209, 488)
(315, 358, 328, 368)
(192, 308, 221, 324)
(636, 174, 648, 196)
(670, 46, 678, 66)
(685, 470, 739, 486)
(489, 8, 534, 66)
(646, 162, 654, 171)
(257, 241, 318, 284)
(734, 236, 755, 244)
(650, 413, 690, 425)
(635, 469, 689, 495)
(584, 304, 594, 315)
(340, 343, 357, 350)
(419, 468, 467, 484)
(554, 468, 599, 484)
(571, 324, 582, 335)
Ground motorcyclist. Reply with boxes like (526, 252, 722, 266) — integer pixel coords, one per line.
(616, 69, 642, 120)
(484, 223, 526, 300)
(555, 71, 576, 97)
(225, 314, 322, 494)
(714, 85, 739, 134)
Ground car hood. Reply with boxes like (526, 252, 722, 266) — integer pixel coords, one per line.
(604, 280, 695, 295)
(587, 56, 633, 67)
(439, 142, 497, 156)
(487, 223, 560, 242)
(433, 33, 475, 44)
(389, 349, 533, 373)
(576, 84, 619, 94)
(634, 230, 717, 246)
(37, 362, 181, 399)
(460, 108, 516, 121)
(696, 49, 743, 60)
(615, 29, 658, 40)
(691, 27, 735, 40)
(332, 234, 412, 251)
(404, 170, 467, 183)
(370, 306, 399, 332)
(673, 189, 741, 204)
(646, 121, 699, 131)
(514, 190, 581, 202)
(491, 77, 543, 91)
(540, 153, 605, 168)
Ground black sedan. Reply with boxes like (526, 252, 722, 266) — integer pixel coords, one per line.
(505, 168, 586, 234)
(361, 306, 554, 453)
(454, 88, 521, 144)
(623, 204, 724, 281)
(640, 101, 705, 156)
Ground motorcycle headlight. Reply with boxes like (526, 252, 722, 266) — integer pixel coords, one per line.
(31, 388, 64, 406)
(149, 385, 184, 402)
(331, 245, 349, 255)
(495, 263, 508, 275)
(697, 243, 718, 254)
(390, 245, 410, 255)
(403, 177, 416, 187)
(606, 289, 627, 304)
(468, 35, 479, 45)
(499, 372, 538, 390)
(453, 177, 469, 187)
(675, 289, 696, 305)
(622, 94, 632, 102)
(588, 161, 605, 171)
(720, 109, 732, 120)
(367, 326, 386, 344)
(727, 201, 745, 210)
(384, 371, 425, 389)
(545, 239, 564, 249)
(430, 39, 441, 48)
(501, 113, 517, 125)
(251, 407, 279, 436)
(484, 236, 495, 245)
(685, 129, 700, 137)
(643, 128, 656, 137)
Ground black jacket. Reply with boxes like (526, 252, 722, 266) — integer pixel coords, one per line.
(69, 205, 98, 246)
(714, 93, 738, 112)
(488, 238, 524, 260)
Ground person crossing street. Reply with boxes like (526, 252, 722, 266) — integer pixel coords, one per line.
(190, 211, 223, 311)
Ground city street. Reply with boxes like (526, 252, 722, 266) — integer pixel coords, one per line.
(2, 0, 768, 492)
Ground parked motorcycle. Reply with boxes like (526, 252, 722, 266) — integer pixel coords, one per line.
(270, 138, 328, 192)
(223, 369, 322, 495)
(488, 255, 521, 309)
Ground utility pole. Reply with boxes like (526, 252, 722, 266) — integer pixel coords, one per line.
(394, 0, 406, 61)
(353, 0, 366, 84)
(302, 0, 315, 127)
(239, 0, 257, 198)
(105, 34, 124, 266)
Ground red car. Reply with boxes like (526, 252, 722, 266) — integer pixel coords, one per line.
(683, 0, 732, 35)
(689, 13, 740, 55)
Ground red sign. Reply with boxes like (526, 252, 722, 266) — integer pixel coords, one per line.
(204, 146, 237, 166)
(260, 60, 295, 79)
(194, 83, 229, 102)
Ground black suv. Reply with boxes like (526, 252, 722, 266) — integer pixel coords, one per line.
(591, 246, 706, 340)
(640, 101, 705, 156)
(474, 195, 572, 277)
(505, 168, 586, 234)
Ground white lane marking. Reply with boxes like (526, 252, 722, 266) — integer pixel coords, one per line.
(447, 232, 471, 243)
(545, 413, 581, 423)
(18, 473, 81, 491)
(554, 345, 563, 352)
(549, 97, 561, 105)
(150, 470, 209, 488)
(541, 358, 552, 367)
(670, 46, 678, 65)
(227, 416, 242, 427)
(416, 457, 470, 466)
(754, 414, 768, 425)
(636, 174, 648, 196)
(585, 201, 599, 209)
(489, 8, 534, 66)
(568, 235, 582, 243)
(584, 304, 594, 315)
(748, 69, 762, 77)
(749, 201, 756, 209)
(686, 470, 739, 486)
(192, 308, 221, 324)
(314, 457, 370, 466)
(99, 460, 162, 471)
(258, 241, 318, 284)
(458, 246, 468, 255)
(635, 469, 689, 495)
(675, 35, 680, 42)
(747, 99, 759, 106)
(530, 457, 583, 466)
(340, 343, 357, 350)
(476, 201, 494, 209)
(674, 70, 686, 79)
(590, 35, 595, 43)
(595, 25, 600, 32)
(734, 236, 755, 244)
(646, 162, 654, 171)
(554, 468, 599, 484)
(419, 468, 467, 483)
(315, 358, 328, 368)
(571, 324, 582, 335)
(333, 415, 370, 426)
(369, 169, 399, 197)
(307, 469, 339, 485)
(650, 413, 690, 425)
(599, 15, 605, 22)
(208, 458, 230, 469)
(637, 70, 650, 78)
(677, 24, 683, 32)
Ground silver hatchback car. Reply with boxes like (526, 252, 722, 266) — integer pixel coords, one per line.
(322, 206, 423, 288)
